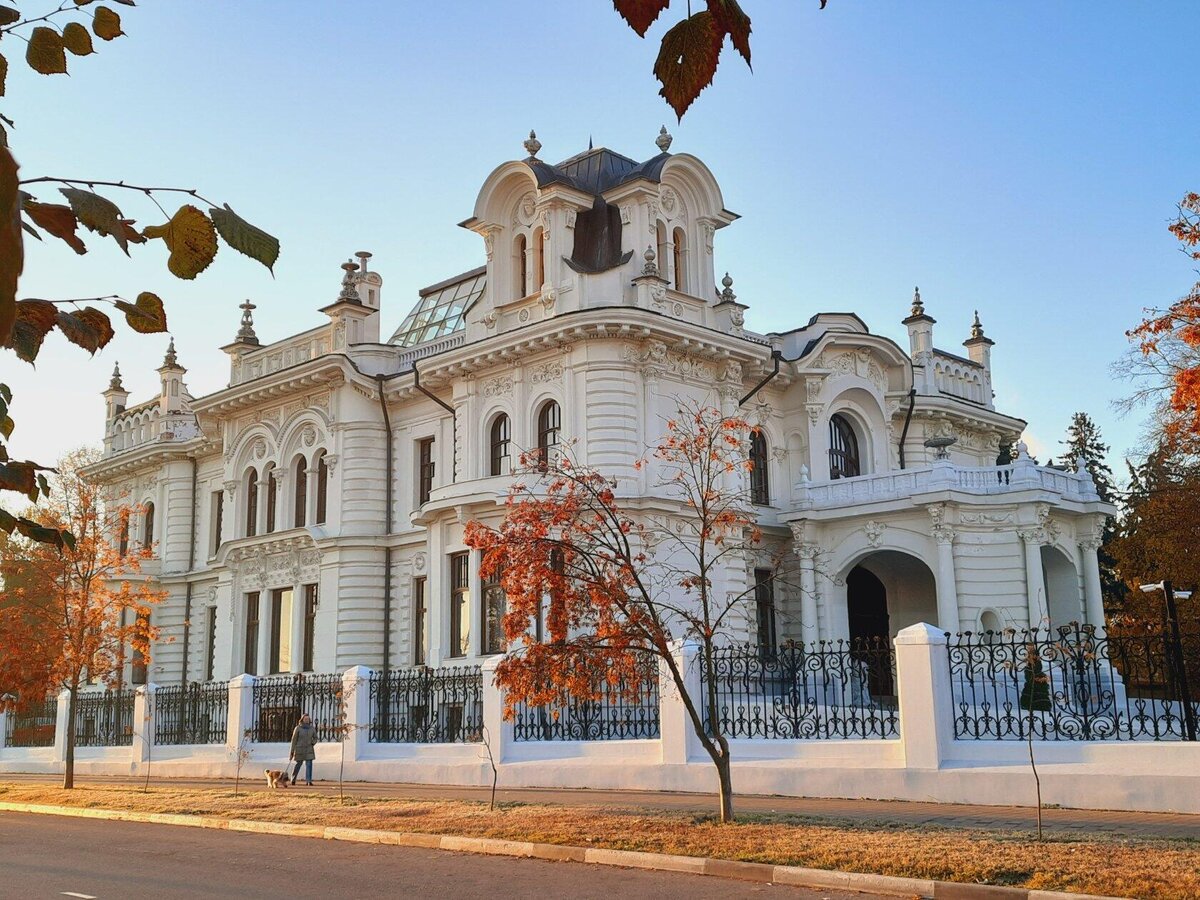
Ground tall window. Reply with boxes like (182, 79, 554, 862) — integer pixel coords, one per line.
(481, 569, 506, 655)
(413, 576, 427, 666)
(828, 414, 861, 480)
(293, 456, 308, 528)
(131, 611, 149, 685)
(754, 569, 776, 657)
(514, 233, 527, 298)
(536, 400, 561, 471)
(204, 606, 217, 682)
(302, 584, 317, 672)
(211, 490, 224, 556)
(118, 512, 129, 557)
(489, 414, 511, 477)
(244, 467, 258, 537)
(672, 226, 686, 292)
(141, 502, 155, 551)
(449, 552, 470, 658)
(532, 226, 545, 289)
(418, 437, 435, 504)
(315, 451, 328, 525)
(265, 466, 278, 533)
(749, 430, 770, 505)
(269, 587, 293, 674)
(244, 592, 260, 676)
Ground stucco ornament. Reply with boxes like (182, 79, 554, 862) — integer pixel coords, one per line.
(530, 361, 563, 384)
(483, 375, 513, 397)
(864, 520, 887, 548)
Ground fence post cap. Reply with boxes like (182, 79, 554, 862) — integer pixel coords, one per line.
(894, 622, 948, 646)
(57, 688, 72, 701)
(229, 673, 256, 688)
(479, 655, 503, 673)
(342, 665, 373, 681)
(135, 682, 158, 695)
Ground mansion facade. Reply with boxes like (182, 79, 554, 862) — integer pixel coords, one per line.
(85, 132, 1115, 686)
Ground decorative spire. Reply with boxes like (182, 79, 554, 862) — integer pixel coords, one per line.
(108, 362, 124, 391)
(911, 286, 924, 318)
(588, 134, 594, 151)
(719, 272, 736, 303)
(656, 125, 673, 153)
(337, 259, 361, 303)
(236, 299, 259, 344)
(523, 129, 541, 158)
(970, 309, 985, 340)
(162, 338, 178, 368)
(642, 244, 658, 276)
(355, 250, 372, 273)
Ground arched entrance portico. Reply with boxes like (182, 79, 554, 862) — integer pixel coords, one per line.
(1041, 545, 1083, 628)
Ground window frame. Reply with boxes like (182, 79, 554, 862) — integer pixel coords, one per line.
(413, 576, 428, 666)
(536, 400, 561, 471)
(302, 583, 317, 672)
(749, 429, 770, 505)
(488, 414, 511, 477)
(244, 592, 260, 676)
(315, 452, 329, 525)
(828, 413, 862, 480)
(481, 568, 506, 656)
(293, 456, 308, 528)
(754, 568, 777, 658)
(417, 437, 436, 505)
(448, 551, 470, 658)
(244, 467, 259, 537)
(141, 502, 155, 551)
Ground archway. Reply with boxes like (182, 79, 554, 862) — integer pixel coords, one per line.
(1041, 546, 1083, 628)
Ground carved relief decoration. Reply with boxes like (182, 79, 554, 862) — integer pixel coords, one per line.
(483, 375, 514, 397)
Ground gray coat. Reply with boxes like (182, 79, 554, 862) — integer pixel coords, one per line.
(289, 722, 317, 761)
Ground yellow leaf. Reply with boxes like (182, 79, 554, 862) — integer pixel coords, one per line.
(91, 6, 124, 41)
(653, 12, 723, 121)
(62, 22, 95, 56)
(143, 205, 217, 280)
(26, 27, 67, 76)
(114, 292, 168, 334)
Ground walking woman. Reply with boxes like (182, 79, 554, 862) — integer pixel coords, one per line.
(289, 713, 317, 785)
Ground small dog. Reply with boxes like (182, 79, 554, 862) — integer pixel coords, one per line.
(265, 769, 290, 789)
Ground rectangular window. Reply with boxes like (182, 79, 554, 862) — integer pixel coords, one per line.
(269, 587, 294, 674)
(418, 437, 436, 505)
(481, 571, 506, 655)
(245, 476, 258, 537)
(211, 490, 224, 556)
(204, 606, 217, 682)
(266, 472, 277, 533)
(413, 576, 427, 666)
(130, 611, 149, 685)
(302, 584, 317, 672)
(754, 568, 777, 657)
(244, 592, 260, 676)
(449, 552, 470, 658)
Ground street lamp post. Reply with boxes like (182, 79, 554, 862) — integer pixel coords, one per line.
(1140, 580, 1196, 741)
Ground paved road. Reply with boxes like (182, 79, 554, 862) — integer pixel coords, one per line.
(0, 812, 867, 899)
(4, 772, 1198, 840)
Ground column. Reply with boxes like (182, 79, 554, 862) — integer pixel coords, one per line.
(659, 640, 701, 765)
(290, 584, 306, 673)
(272, 468, 289, 532)
(133, 683, 157, 768)
(798, 546, 819, 643)
(258, 590, 274, 676)
(306, 467, 320, 526)
(480, 654, 509, 766)
(227, 673, 256, 751)
(341, 666, 372, 762)
(1079, 537, 1106, 633)
(221, 481, 237, 544)
(1020, 529, 1048, 628)
(933, 529, 961, 635)
(256, 475, 270, 535)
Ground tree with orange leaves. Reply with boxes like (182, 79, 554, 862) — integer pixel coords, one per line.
(465, 404, 779, 823)
(0, 448, 165, 788)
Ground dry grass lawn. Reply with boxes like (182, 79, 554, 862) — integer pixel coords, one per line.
(0, 781, 1196, 899)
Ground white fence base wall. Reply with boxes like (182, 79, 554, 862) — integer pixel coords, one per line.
(3, 624, 1199, 816)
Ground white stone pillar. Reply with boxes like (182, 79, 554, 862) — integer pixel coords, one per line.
(933, 530, 960, 635)
(133, 683, 157, 769)
(306, 468, 320, 526)
(798, 547, 819, 643)
(256, 477, 270, 535)
(1020, 530, 1048, 628)
(659, 640, 701, 765)
(1079, 538, 1106, 632)
(0, 707, 7, 756)
(480, 654, 509, 765)
(221, 481, 237, 545)
(258, 590, 274, 676)
(341, 666, 372, 763)
(227, 674, 256, 751)
(53, 688, 71, 768)
(290, 586, 306, 673)
(894, 623, 953, 770)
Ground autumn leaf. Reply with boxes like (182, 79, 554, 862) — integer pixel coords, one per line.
(22, 200, 87, 255)
(707, 0, 752, 68)
(653, 11, 723, 120)
(0, 460, 38, 497)
(612, 0, 671, 37)
(114, 291, 167, 334)
(5, 299, 57, 363)
(62, 22, 96, 56)
(209, 203, 279, 274)
(0, 7, 19, 26)
(56, 306, 114, 354)
(91, 6, 124, 41)
(59, 187, 131, 253)
(0, 145, 20, 346)
(0, 52, 8, 98)
(142, 204, 217, 279)
(26, 27, 68, 76)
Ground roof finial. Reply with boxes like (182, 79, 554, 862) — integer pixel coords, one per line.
(970, 309, 985, 340)
(355, 250, 372, 273)
(523, 129, 542, 159)
(642, 244, 659, 276)
(162, 337, 178, 368)
(911, 286, 924, 317)
(719, 272, 736, 303)
(338, 259, 361, 303)
(588, 134, 594, 151)
(109, 362, 124, 391)
(656, 125, 673, 153)
(236, 299, 259, 344)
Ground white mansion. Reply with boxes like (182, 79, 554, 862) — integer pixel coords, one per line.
(86, 132, 1114, 687)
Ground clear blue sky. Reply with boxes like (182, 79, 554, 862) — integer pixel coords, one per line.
(2, 0, 1194, 474)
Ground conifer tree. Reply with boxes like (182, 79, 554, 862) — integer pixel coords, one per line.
(1061, 413, 1123, 611)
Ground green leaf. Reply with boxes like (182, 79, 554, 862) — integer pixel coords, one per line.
(114, 291, 167, 333)
(143, 204, 217, 279)
(707, 0, 751, 68)
(209, 204, 279, 274)
(26, 27, 68, 76)
(612, 0, 671, 37)
(0, 145, 19, 347)
(0, 6, 18, 27)
(653, 11, 723, 121)
(60, 187, 130, 253)
(91, 6, 124, 40)
(62, 22, 96, 56)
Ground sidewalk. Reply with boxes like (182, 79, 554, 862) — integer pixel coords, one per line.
(5, 772, 1197, 840)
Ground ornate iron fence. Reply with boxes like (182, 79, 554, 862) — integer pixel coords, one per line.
(3, 698, 57, 748)
(512, 656, 660, 742)
(153, 682, 229, 745)
(702, 641, 900, 740)
(369, 666, 483, 743)
(73, 689, 134, 747)
(251, 673, 342, 743)
(947, 624, 1200, 741)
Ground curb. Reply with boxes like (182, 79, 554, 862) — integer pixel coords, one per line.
(0, 801, 1120, 900)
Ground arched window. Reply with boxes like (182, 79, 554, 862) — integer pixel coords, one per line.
(828, 414, 861, 480)
(118, 511, 130, 557)
(141, 502, 155, 551)
(532, 226, 545, 289)
(514, 233, 527, 298)
(671, 226, 686, 292)
(244, 467, 258, 537)
(749, 430, 770, 505)
(315, 451, 328, 525)
(489, 414, 511, 477)
(536, 401, 561, 471)
(264, 465, 277, 534)
(293, 456, 308, 528)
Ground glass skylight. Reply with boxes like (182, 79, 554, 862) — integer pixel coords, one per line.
(389, 268, 485, 348)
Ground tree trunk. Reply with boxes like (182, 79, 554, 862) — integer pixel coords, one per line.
(63, 688, 76, 790)
(715, 750, 734, 823)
